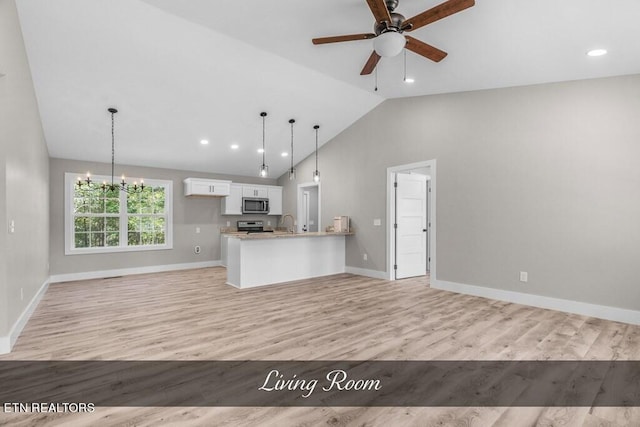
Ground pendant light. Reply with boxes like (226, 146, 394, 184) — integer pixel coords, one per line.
(76, 108, 144, 193)
(313, 125, 320, 183)
(258, 112, 268, 177)
(288, 119, 296, 180)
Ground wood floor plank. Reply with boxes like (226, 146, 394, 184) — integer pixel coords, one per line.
(0, 267, 638, 426)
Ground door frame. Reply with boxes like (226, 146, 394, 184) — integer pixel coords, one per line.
(297, 182, 321, 233)
(386, 159, 437, 281)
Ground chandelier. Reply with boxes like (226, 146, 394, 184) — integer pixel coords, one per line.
(76, 108, 144, 193)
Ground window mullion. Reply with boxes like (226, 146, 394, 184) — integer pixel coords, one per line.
(120, 190, 128, 247)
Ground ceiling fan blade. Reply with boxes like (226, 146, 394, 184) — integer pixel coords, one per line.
(402, 0, 475, 32)
(312, 33, 376, 45)
(405, 36, 447, 62)
(360, 51, 381, 75)
(366, 0, 392, 24)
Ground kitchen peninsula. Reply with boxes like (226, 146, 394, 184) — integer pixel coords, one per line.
(225, 232, 352, 288)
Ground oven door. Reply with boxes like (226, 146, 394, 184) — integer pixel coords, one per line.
(242, 198, 269, 214)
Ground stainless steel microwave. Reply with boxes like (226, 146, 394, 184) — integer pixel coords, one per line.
(242, 197, 269, 214)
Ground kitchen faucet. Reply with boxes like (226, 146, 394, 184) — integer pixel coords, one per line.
(280, 214, 295, 233)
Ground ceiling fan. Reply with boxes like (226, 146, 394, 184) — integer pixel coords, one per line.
(312, 0, 475, 75)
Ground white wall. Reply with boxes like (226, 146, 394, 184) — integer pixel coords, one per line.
(280, 74, 640, 312)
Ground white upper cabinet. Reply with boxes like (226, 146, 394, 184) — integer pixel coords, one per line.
(184, 178, 231, 197)
(222, 183, 282, 216)
(267, 186, 282, 216)
(221, 184, 243, 215)
(242, 186, 268, 199)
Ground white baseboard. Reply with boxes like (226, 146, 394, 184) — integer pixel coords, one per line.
(432, 279, 640, 326)
(345, 266, 388, 280)
(49, 260, 222, 283)
(0, 279, 49, 355)
(1, 262, 223, 354)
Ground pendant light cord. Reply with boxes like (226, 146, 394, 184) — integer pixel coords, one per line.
(403, 49, 407, 82)
(262, 113, 266, 166)
(111, 110, 115, 186)
(375, 66, 378, 92)
(290, 119, 295, 172)
(315, 126, 319, 171)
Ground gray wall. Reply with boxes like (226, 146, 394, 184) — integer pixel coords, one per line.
(0, 0, 50, 337)
(50, 158, 278, 276)
(280, 74, 640, 311)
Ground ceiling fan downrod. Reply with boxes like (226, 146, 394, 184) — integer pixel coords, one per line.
(385, 0, 399, 12)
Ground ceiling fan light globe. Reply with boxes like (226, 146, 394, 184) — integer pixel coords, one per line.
(373, 31, 406, 57)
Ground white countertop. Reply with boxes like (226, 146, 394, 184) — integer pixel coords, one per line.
(225, 231, 353, 240)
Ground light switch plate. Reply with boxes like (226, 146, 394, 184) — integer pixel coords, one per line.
(373, 219, 381, 226)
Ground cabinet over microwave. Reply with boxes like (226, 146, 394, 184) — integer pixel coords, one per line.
(242, 197, 269, 214)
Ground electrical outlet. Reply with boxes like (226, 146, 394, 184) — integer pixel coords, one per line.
(363, 253, 368, 261)
(519, 271, 528, 283)
(267, 221, 271, 226)
(373, 219, 381, 226)
(226, 221, 230, 227)
(194, 245, 201, 254)
(196, 227, 200, 234)
(9, 220, 15, 233)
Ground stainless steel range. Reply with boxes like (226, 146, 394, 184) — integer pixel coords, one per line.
(236, 220, 273, 234)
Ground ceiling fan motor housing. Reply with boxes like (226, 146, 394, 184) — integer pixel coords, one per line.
(375, 12, 406, 34)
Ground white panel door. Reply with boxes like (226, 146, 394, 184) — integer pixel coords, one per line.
(395, 173, 427, 279)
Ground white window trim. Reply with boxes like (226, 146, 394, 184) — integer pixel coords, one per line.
(64, 172, 173, 255)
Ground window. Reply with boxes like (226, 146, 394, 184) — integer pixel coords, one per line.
(65, 173, 173, 254)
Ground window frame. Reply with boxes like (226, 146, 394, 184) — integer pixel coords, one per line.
(64, 172, 173, 255)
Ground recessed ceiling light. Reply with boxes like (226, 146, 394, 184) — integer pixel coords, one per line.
(230, 144, 239, 150)
(587, 49, 607, 57)
(281, 152, 289, 157)
(200, 139, 209, 145)
(404, 77, 415, 83)
(257, 148, 264, 153)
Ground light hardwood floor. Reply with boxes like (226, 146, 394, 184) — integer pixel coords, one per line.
(0, 267, 638, 426)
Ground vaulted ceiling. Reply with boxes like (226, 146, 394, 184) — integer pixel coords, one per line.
(16, 0, 640, 177)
